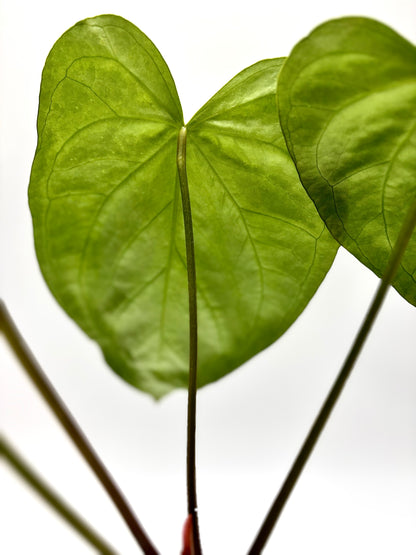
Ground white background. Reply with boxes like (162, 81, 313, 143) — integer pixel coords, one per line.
(1, 1, 415, 554)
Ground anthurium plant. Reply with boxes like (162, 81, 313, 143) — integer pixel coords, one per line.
(1, 13, 415, 554)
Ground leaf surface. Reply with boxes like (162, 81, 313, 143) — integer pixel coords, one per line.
(187, 59, 337, 388)
(278, 17, 416, 305)
(29, 15, 337, 398)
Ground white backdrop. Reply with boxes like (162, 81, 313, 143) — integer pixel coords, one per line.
(1, 1, 415, 554)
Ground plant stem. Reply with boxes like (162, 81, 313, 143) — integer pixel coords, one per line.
(248, 197, 416, 555)
(0, 301, 159, 555)
(177, 126, 202, 554)
(0, 434, 117, 554)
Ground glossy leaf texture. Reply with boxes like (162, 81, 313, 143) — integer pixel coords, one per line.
(29, 15, 337, 398)
(186, 60, 337, 389)
(278, 17, 416, 305)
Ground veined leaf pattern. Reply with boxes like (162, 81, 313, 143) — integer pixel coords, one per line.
(278, 17, 416, 305)
(29, 15, 337, 398)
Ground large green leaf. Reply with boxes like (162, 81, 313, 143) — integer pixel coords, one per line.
(29, 14, 337, 398)
(278, 17, 416, 305)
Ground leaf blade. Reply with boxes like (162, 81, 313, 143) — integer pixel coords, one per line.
(278, 17, 416, 305)
(187, 59, 338, 387)
(29, 15, 186, 398)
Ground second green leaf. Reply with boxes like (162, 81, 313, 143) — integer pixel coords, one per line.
(278, 17, 416, 305)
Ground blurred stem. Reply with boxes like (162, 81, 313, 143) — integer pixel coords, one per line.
(248, 197, 416, 554)
(177, 126, 202, 554)
(0, 301, 159, 555)
(0, 434, 117, 554)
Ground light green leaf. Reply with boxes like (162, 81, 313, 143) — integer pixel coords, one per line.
(278, 17, 416, 305)
(187, 59, 337, 387)
(29, 15, 337, 398)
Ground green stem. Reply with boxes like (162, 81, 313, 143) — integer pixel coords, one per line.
(0, 434, 117, 554)
(0, 301, 159, 555)
(177, 126, 202, 554)
(248, 197, 416, 555)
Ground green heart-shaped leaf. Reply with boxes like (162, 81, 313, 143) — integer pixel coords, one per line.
(278, 17, 416, 305)
(29, 15, 337, 398)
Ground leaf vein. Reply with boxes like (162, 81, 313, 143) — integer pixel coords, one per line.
(75, 139, 175, 319)
(241, 207, 318, 239)
(66, 76, 119, 116)
(381, 118, 416, 251)
(112, 268, 166, 315)
(97, 22, 182, 123)
(109, 200, 174, 285)
(192, 139, 265, 331)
